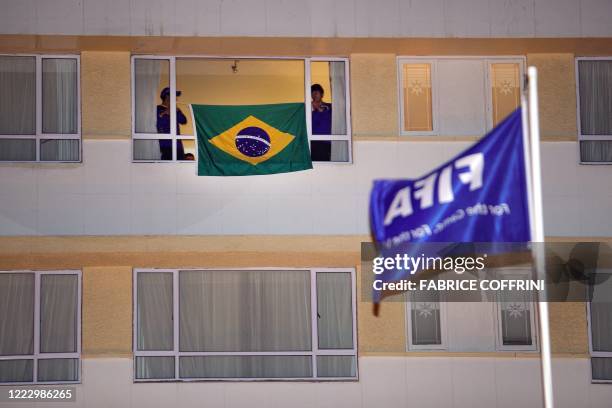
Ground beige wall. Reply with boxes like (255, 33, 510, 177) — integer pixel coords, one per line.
(81, 51, 131, 139)
(527, 53, 578, 140)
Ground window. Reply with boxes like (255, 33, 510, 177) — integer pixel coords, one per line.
(131, 56, 351, 163)
(0, 55, 80, 162)
(494, 270, 537, 351)
(576, 58, 612, 163)
(406, 290, 447, 350)
(133, 268, 357, 381)
(588, 270, 612, 382)
(0, 270, 81, 384)
(398, 57, 523, 136)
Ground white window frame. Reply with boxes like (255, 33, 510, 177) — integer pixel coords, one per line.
(586, 302, 612, 383)
(133, 267, 358, 382)
(405, 292, 448, 351)
(0, 54, 81, 163)
(493, 268, 538, 352)
(575, 57, 612, 165)
(131, 56, 352, 164)
(0, 270, 82, 385)
(397, 56, 525, 137)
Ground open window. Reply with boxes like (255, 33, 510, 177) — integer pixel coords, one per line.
(0, 55, 80, 162)
(131, 56, 351, 163)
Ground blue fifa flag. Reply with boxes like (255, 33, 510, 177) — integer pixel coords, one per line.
(369, 108, 531, 298)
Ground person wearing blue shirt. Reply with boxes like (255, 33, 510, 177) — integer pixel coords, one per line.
(310, 83, 332, 161)
(156, 87, 187, 160)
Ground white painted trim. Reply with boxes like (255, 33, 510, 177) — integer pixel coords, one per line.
(0, 270, 82, 385)
(132, 267, 358, 382)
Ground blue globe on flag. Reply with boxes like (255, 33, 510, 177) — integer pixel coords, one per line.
(235, 126, 271, 157)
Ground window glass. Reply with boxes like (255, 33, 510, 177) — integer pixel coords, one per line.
(316, 355, 356, 378)
(179, 355, 312, 379)
(137, 272, 173, 351)
(498, 290, 533, 346)
(402, 63, 433, 132)
(490, 63, 521, 126)
(134, 59, 170, 134)
(42, 58, 78, 134)
(135, 356, 175, 380)
(0, 273, 34, 356)
(578, 60, 612, 136)
(40, 275, 78, 353)
(37, 358, 79, 382)
(410, 290, 443, 346)
(40, 139, 80, 161)
(310, 61, 347, 136)
(317, 272, 353, 349)
(179, 270, 311, 352)
(0, 56, 35, 135)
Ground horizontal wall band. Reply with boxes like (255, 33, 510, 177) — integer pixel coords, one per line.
(0, 35, 611, 56)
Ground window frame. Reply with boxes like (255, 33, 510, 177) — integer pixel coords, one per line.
(0, 53, 82, 163)
(130, 55, 352, 164)
(575, 57, 612, 165)
(0, 269, 82, 385)
(493, 268, 538, 352)
(587, 292, 612, 383)
(132, 267, 358, 382)
(397, 56, 525, 137)
(405, 291, 448, 351)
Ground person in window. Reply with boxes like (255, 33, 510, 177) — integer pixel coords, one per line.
(310, 83, 332, 161)
(157, 87, 187, 160)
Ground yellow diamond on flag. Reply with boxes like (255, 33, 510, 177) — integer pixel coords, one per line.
(208, 115, 295, 166)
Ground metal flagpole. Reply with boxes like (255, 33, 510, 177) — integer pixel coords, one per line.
(526, 66, 555, 408)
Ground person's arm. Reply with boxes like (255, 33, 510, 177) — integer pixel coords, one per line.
(176, 108, 187, 125)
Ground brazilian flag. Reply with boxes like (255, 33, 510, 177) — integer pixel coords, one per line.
(193, 103, 313, 176)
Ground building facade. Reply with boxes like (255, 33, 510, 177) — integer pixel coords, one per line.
(1, 1, 612, 407)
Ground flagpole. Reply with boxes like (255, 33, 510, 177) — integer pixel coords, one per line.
(526, 66, 555, 408)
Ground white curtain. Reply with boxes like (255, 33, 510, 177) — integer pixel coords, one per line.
(410, 291, 442, 345)
(136, 356, 175, 380)
(179, 355, 312, 379)
(0, 56, 35, 135)
(329, 61, 347, 135)
(40, 139, 80, 161)
(0, 273, 34, 356)
(134, 59, 162, 134)
(330, 141, 349, 162)
(37, 358, 79, 382)
(179, 270, 311, 353)
(316, 355, 356, 378)
(40, 275, 78, 353)
(580, 140, 612, 163)
(137, 273, 174, 351)
(42, 59, 78, 134)
(316, 272, 353, 349)
(578, 60, 612, 136)
(499, 287, 532, 346)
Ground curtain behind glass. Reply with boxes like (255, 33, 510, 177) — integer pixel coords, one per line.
(329, 61, 347, 135)
(135, 356, 175, 380)
(40, 275, 78, 353)
(499, 287, 532, 346)
(579, 60, 612, 135)
(0, 56, 35, 135)
(179, 355, 312, 379)
(42, 59, 78, 134)
(580, 140, 612, 162)
(134, 59, 164, 134)
(37, 358, 79, 382)
(0, 273, 34, 355)
(316, 355, 356, 377)
(40, 139, 80, 161)
(137, 273, 173, 351)
(179, 270, 311, 352)
(410, 291, 442, 345)
(317, 272, 353, 349)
